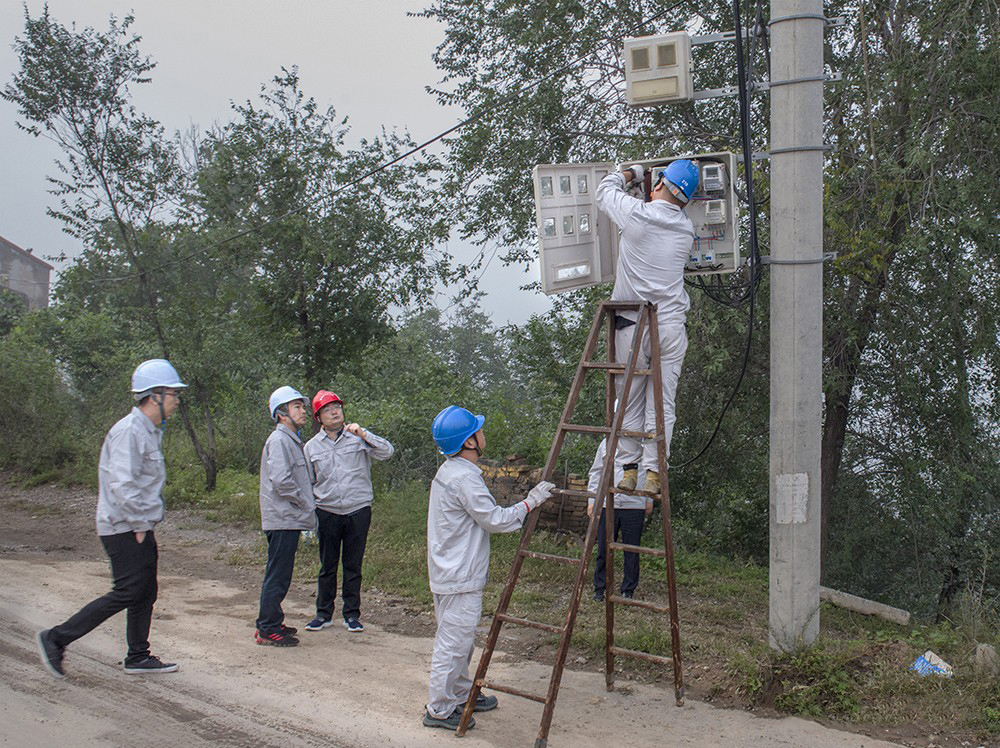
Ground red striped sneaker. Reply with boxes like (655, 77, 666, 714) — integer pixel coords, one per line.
(255, 629, 299, 647)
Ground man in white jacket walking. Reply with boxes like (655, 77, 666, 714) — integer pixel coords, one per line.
(423, 405, 554, 731)
(36, 359, 187, 678)
(595, 160, 700, 495)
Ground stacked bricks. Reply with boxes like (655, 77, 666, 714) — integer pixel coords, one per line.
(479, 455, 590, 535)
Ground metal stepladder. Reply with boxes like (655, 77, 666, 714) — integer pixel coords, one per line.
(456, 300, 684, 746)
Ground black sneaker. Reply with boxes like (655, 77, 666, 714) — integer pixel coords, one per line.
(123, 655, 179, 674)
(622, 591, 634, 599)
(343, 617, 364, 633)
(422, 708, 475, 730)
(280, 624, 298, 635)
(255, 629, 299, 647)
(36, 629, 66, 679)
(593, 590, 605, 602)
(459, 693, 499, 712)
(304, 617, 335, 631)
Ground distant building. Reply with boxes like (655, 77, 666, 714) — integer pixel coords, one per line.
(0, 234, 53, 310)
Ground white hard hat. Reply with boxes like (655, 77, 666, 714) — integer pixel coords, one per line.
(268, 386, 308, 419)
(131, 359, 187, 393)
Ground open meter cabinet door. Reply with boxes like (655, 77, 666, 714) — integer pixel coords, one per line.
(534, 152, 740, 295)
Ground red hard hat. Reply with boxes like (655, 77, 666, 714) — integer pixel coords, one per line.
(312, 390, 343, 419)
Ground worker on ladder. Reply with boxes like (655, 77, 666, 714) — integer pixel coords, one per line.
(423, 405, 555, 731)
(595, 160, 699, 493)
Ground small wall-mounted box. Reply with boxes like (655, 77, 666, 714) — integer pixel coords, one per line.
(624, 32, 693, 106)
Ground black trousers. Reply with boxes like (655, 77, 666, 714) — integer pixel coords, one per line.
(49, 530, 158, 665)
(256, 529, 300, 634)
(315, 506, 371, 621)
(593, 508, 645, 595)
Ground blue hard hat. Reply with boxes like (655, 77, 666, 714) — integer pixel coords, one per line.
(432, 405, 485, 456)
(659, 159, 700, 202)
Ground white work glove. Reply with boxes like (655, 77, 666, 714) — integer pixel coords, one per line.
(624, 163, 644, 185)
(523, 481, 555, 511)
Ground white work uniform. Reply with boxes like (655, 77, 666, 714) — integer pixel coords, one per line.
(426, 456, 529, 719)
(305, 428, 394, 514)
(595, 171, 694, 470)
(586, 439, 651, 513)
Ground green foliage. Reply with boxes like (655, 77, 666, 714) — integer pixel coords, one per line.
(0, 289, 28, 337)
(771, 646, 863, 718)
(0, 336, 78, 472)
(164, 465, 261, 525)
(363, 480, 433, 603)
(190, 68, 454, 382)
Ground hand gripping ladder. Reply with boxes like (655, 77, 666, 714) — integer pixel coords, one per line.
(456, 301, 684, 746)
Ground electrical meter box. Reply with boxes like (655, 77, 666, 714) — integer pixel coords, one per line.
(624, 32, 694, 106)
(533, 163, 619, 294)
(535, 152, 740, 295)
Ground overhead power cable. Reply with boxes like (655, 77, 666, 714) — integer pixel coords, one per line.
(672, 0, 764, 470)
(78, 0, 693, 286)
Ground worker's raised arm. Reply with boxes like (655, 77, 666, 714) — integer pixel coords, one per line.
(595, 165, 645, 229)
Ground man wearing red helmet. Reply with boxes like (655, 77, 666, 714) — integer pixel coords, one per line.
(303, 390, 394, 633)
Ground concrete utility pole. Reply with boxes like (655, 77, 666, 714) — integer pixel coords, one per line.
(768, 0, 825, 651)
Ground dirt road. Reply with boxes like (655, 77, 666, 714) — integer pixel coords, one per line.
(0, 479, 904, 748)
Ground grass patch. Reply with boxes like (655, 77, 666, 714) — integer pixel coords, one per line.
(164, 466, 261, 524)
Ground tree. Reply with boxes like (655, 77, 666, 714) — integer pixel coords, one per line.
(0, 289, 28, 337)
(420, 0, 1000, 610)
(190, 69, 455, 383)
(3, 8, 221, 487)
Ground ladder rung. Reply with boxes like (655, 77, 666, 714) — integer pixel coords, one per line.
(601, 302, 645, 310)
(608, 542, 666, 558)
(561, 423, 611, 434)
(609, 645, 675, 668)
(497, 613, 564, 635)
(609, 487, 662, 499)
(550, 488, 595, 498)
(619, 430, 662, 439)
(520, 549, 580, 565)
(608, 595, 672, 615)
(478, 679, 547, 704)
(581, 362, 652, 376)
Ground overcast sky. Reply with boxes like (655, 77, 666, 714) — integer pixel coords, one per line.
(0, 0, 552, 325)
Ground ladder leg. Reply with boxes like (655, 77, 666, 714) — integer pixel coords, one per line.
(647, 309, 685, 706)
(535, 305, 648, 746)
(603, 496, 616, 691)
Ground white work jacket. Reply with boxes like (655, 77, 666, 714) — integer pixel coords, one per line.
(427, 457, 529, 595)
(305, 428, 394, 515)
(96, 407, 166, 536)
(259, 424, 316, 532)
(586, 439, 652, 512)
(595, 172, 695, 324)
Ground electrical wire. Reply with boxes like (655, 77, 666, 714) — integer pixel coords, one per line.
(672, 0, 763, 470)
(75, 0, 694, 287)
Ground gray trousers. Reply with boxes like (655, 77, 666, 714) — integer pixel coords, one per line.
(614, 320, 688, 470)
(426, 590, 482, 718)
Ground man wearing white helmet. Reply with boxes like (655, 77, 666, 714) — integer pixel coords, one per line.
(595, 159, 699, 495)
(36, 359, 187, 678)
(254, 386, 316, 647)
